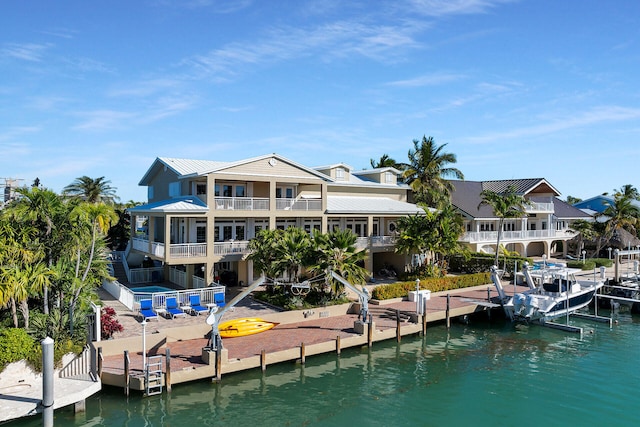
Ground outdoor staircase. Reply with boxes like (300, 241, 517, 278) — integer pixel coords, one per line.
(110, 261, 130, 285)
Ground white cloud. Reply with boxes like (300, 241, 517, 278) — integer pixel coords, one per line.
(387, 72, 467, 87)
(1, 42, 52, 62)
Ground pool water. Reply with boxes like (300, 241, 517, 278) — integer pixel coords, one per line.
(129, 286, 174, 293)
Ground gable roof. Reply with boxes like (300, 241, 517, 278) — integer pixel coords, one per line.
(449, 179, 588, 220)
(138, 153, 331, 185)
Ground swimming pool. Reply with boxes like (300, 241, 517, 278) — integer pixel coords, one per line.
(129, 285, 175, 294)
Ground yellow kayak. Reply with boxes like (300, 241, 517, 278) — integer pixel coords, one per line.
(218, 318, 278, 338)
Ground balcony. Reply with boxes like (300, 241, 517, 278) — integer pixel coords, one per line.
(214, 197, 269, 211)
(132, 237, 207, 259)
(355, 235, 397, 249)
(276, 198, 322, 211)
(524, 202, 554, 213)
(214, 240, 250, 256)
(460, 229, 574, 243)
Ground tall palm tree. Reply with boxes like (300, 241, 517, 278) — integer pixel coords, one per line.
(63, 176, 119, 204)
(478, 185, 530, 267)
(247, 228, 286, 280)
(402, 136, 464, 208)
(595, 188, 640, 255)
(568, 219, 595, 258)
(274, 227, 312, 282)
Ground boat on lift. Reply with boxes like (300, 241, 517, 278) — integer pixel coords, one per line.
(218, 317, 278, 338)
(491, 262, 604, 324)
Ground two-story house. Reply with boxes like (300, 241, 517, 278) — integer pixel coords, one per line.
(449, 178, 591, 258)
(127, 153, 424, 289)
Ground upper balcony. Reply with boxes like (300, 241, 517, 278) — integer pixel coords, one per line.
(460, 229, 574, 243)
(213, 197, 322, 211)
(524, 201, 554, 213)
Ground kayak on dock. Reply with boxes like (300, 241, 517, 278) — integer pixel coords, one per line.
(218, 318, 278, 338)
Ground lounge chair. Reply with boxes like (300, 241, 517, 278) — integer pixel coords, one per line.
(214, 291, 226, 308)
(139, 299, 158, 321)
(165, 296, 187, 319)
(189, 294, 209, 315)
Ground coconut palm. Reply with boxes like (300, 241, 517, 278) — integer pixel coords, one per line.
(247, 228, 286, 279)
(568, 219, 595, 258)
(402, 136, 464, 208)
(63, 176, 119, 204)
(274, 227, 313, 283)
(595, 188, 640, 256)
(478, 185, 530, 267)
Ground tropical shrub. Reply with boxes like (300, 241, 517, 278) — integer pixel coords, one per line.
(371, 272, 492, 300)
(0, 328, 36, 371)
(567, 260, 597, 270)
(448, 253, 531, 275)
(101, 306, 124, 339)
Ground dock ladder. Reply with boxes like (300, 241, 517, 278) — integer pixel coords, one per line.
(145, 355, 163, 396)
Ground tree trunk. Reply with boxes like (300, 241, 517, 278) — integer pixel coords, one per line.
(19, 299, 29, 329)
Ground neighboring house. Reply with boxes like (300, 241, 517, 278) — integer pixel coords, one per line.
(449, 178, 592, 258)
(572, 195, 615, 214)
(127, 154, 424, 289)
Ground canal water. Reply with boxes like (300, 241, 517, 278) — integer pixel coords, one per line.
(9, 309, 640, 426)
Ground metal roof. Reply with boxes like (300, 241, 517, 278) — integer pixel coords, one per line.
(326, 196, 426, 214)
(127, 196, 209, 214)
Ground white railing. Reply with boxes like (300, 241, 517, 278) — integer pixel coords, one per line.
(461, 229, 559, 243)
(192, 275, 206, 289)
(133, 286, 226, 309)
(355, 235, 397, 249)
(129, 267, 164, 284)
(170, 242, 207, 258)
(214, 197, 269, 211)
(169, 267, 186, 288)
(524, 202, 554, 213)
(214, 241, 250, 255)
(275, 198, 322, 211)
(132, 237, 149, 252)
(102, 278, 136, 310)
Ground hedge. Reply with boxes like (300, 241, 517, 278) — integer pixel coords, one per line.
(371, 272, 492, 300)
(0, 328, 36, 372)
(448, 253, 532, 275)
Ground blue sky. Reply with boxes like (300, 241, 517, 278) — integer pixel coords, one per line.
(2, 0, 639, 203)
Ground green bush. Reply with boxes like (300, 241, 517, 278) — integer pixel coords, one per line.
(0, 328, 36, 372)
(371, 272, 492, 300)
(591, 258, 613, 268)
(567, 260, 597, 270)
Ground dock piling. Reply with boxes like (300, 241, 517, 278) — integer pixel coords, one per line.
(446, 294, 451, 328)
(396, 309, 401, 342)
(300, 343, 306, 365)
(261, 349, 267, 372)
(165, 348, 171, 393)
(421, 298, 427, 336)
(336, 336, 341, 355)
(367, 314, 373, 347)
(123, 350, 130, 397)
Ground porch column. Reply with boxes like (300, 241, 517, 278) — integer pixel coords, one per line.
(365, 215, 374, 275)
(269, 180, 277, 230)
(164, 215, 171, 260)
(185, 264, 195, 289)
(148, 216, 156, 253)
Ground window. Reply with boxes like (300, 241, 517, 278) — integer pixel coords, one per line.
(214, 184, 220, 197)
(147, 186, 154, 199)
(196, 183, 206, 195)
(336, 167, 345, 180)
(235, 225, 245, 240)
(196, 225, 206, 243)
(385, 172, 394, 183)
(235, 185, 245, 198)
(276, 186, 295, 198)
(223, 185, 233, 197)
(169, 182, 181, 198)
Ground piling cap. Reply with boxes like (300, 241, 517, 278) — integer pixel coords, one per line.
(42, 336, 54, 345)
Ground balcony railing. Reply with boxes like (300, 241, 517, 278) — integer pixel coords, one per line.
(460, 229, 576, 243)
(524, 202, 554, 213)
(356, 235, 396, 249)
(170, 242, 207, 258)
(276, 198, 322, 211)
(214, 240, 250, 255)
(215, 197, 269, 211)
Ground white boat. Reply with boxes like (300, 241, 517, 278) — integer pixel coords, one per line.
(491, 263, 604, 323)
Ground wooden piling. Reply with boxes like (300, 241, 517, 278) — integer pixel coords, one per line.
(396, 309, 401, 342)
(215, 346, 222, 382)
(123, 350, 130, 397)
(446, 294, 451, 328)
(336, 336, 341, 355)
(367, 315, 373, 347)
(300, 343, 306, 365)
(165, 348, 171, 393)
(261, 349, 267, 371)
(97, 347, 103, 378)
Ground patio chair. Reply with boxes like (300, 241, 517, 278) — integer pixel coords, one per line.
(214, 291, 226, 308)
(139, 299, 158, 321)
(165, 296, 187, 319)
(189, 294, 209, 315)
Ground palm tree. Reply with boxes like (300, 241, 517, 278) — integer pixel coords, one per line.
(402, 136, 464, 208)
(274, 227, 312, 283)
(309, 228, 368, 292)
(568, 219, 595, 258)
(63, 176, 119, 204)
(595, 188, 640, 256)
(247, 228, 286, 280)
(478, 185, 530, 267)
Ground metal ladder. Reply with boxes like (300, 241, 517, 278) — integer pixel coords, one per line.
(145, 355, 163, 396)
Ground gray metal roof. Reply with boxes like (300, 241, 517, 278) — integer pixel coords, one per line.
(127, 196, 209, 214)
(326, 196, 426, 214)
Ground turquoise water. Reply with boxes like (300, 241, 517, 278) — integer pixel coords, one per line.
(10, 310, 640, 426)
(130, 286, 174, 293)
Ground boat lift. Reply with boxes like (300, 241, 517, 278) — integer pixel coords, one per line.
(491, 263, 612, 335)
